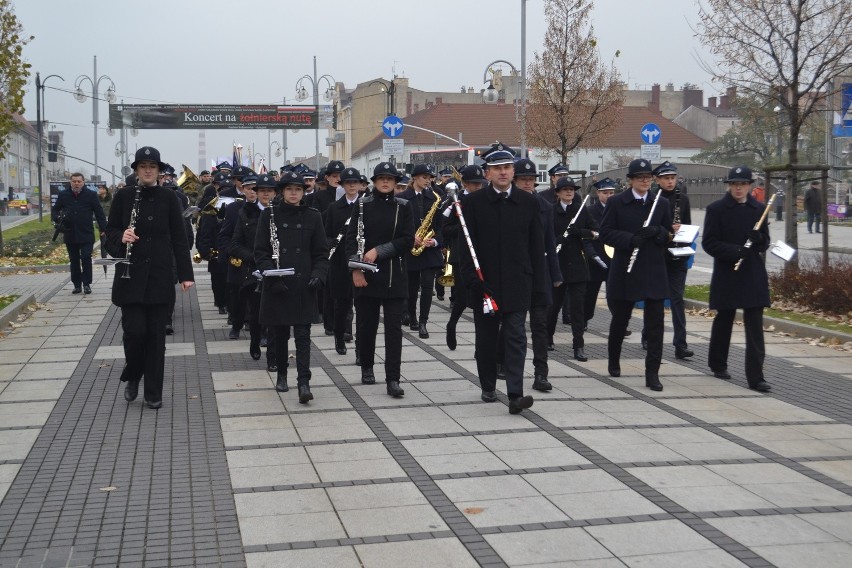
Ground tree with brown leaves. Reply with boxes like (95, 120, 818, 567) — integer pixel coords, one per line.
(525, 0, 623, 165)
(0, 0, 32, 160)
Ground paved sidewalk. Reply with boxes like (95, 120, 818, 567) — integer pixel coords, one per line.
(0, 267, 851, 567)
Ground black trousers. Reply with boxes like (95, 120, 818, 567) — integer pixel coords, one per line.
(228, 282, 245, 329)
(66, 241, 94, 286)
(709, 307, 765, 385)
(529, 305, 550, 377)
(240, 287, 262, 341)
(548, 281, 587, 348)
(640, 266, 688, 350)
(271, 324, 311, 384)
(584, 278, 604, 325)
(354, 296, 404, 382)
(210, 266, 229, 309)
(447, 280, 468, 324)
(332, 295, 354, 340)
(475, 309, 527, 398)
(120, 303, 169, 403)
(608, 298, 663, 375)
(407, 268, 437, 323)
(321, 284, 334, 331)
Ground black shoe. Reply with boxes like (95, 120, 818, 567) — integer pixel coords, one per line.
(713, 370, 732, 380)
(275, 373, 289, 392)
(144, 399, 162, 409)
(496, 363, 506, 380)
(355, 351, 361, 366)
(260, 335, 268, 348)
(446, 320, 457, 351)
(298, 384, 313, 404)
(532, 375, 552, 392)
(547, 343, 555, 352)
(343, 333, 353, 342)
(218, 306, 227, 315)
(165, 323, 174, 335)
(124, 379, 140, 402)
(641, 339, 648, 350)
(267, 361, 278, 372)
(335, 337, 347, 355)
(481, 390, 497, 403)
(83, 284, 92, 295)
(437, 294, 445, 301)
(409, 321, 419, 332)
(675, 347, 694, 360)
(228, 327, 240, 340)
(227, 316, 233, 325)
(386, 380, 404, 397)
(418, 323, 429, 339)
(750, 381, 771, 392)
(574, 348, 588, 362)
(324, 328, 335, 336)
(72, 286, 82, 294)
(608, 364, 621, 377)
(584, 324, 588, 331)
(508, 395, 534, 415)
(623, 330, 632, 337)
(250, 339, 261, 360)
(646, 373, 663, 392)
(401, 312, 410, 326)
(361, 367, 376, 385)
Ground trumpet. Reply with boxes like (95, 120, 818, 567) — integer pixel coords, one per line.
(437, 248, 455, 287)
(193, 249, 218, 263)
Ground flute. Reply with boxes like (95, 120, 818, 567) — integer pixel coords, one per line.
(734, 193, 776, 271)
(555, 194, 590, 254)
(626, 188, 664, 273)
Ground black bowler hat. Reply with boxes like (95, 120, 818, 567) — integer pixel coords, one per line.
(131, 146, 167, 170)
(231, 166, 255, 180)
(371, 162, 402, 182)
(548, 163, 569, 177)
(482, 142, 516, 167)
(160, 163, 176, 176)
(278, 171, 306, 189)
(303, 169, 317, 179)
(411, 164, 432, 177)
(555, 177, 580, 191)
(438, 168, 452, 177)
(653, 161, 677, 176)
(213, 172, 229, 184)
(241, 175, 258, 188)
(397, 175, 411, 186)
(724, 165, 754, 183)
(340, 168, 361, 183)
(593, 177, 617, 191)
(460, 165, 486, 183)
(626, 159, 653, 178)
(359, 174, 369, 185)
(325, 161, 345, 176)
(216, 161, 233, 172)
(255, 174, 277, 189)
(514, 158, 537, 177)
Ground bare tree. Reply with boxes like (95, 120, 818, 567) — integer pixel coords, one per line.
(0, 0, 32, 160)
(697, 0, 852, 255)
(526, 0, 623, 164)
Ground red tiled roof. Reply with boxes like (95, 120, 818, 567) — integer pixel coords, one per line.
(353, 103, 708, 157)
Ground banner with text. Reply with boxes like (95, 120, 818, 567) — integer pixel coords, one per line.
(108, 104, 319, 130)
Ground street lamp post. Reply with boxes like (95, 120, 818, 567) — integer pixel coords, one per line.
(369, 78, 397, 116)
(74, 55, 116, 182)
(296, 56, 336, 172)
(482, 60, 526, 155)
(35, 72, 64, 222)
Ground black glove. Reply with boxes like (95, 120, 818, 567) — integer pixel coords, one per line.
(635, 225, 661, 240)
(568, 227, 593, 238)
(307, 276, 322, 289)
(631, 235, 645, 248)
(747, 230, 765, 247)
(468, 279, 494, 298)
(265, 278, 288, 295)
(737, 246, 750, 259)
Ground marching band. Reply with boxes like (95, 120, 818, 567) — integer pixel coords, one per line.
(109, 143, 776, 411)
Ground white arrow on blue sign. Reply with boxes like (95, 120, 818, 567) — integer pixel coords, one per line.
(382, 116, 404, 138)
(640, 123, 661, 144)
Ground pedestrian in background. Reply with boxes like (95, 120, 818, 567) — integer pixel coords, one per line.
(804, 180, 821, 233)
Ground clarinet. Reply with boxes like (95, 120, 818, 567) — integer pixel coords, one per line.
(555, 194, 590, 254)
(348, 198, 379, 272)
(673, 186, 681, 225)
(269, 205, 280, 270)
(626, 188, 664, 273)
(121, 187, 142, 280)
(328, 205, 356, 260)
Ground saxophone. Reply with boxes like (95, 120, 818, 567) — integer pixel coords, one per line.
(411, 191, 441, 256)
(121, 187, 142, 279)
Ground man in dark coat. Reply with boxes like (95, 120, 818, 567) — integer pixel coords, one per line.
(104, 147, 194, 410)
(345, 162, 414, 398)
(399, 163, 445, 338)
(195, 177, 231, 315)
(324, 168, 361, 355)
(52, 173, 107, 294)
(515, 158, 563, 391)
(804, 180, 821, 233)
(584, 178, 617, 329)
(600, 158, 672, 392)
(308, 160, 344, 214)
(547, 178, 598, 362)
(255, 172, 329, 402)
(457, 143, 547, 414)
(218, 176, 255, 339)
(702, 165, 772, 392)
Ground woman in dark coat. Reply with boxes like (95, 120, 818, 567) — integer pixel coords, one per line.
(254, 172, 328, 403)
(344, 162, 414, 397)
(702, 166, 772, 392)
(105, 147, 194, 410)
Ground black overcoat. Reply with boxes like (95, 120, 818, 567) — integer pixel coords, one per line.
(230, 201, 263, 287)
(195, 211, 227, 275)
(536, 194, 563, 306)
(104, 185, 193, 306)
(661, 187, 693, 271)
(52, 188, 107, 245)
(457, 185, 547, 313)
(255, 203, 329, 326)
(324, 196, 358, 298)
(600, 189, 672, 301)
(553, 201, 597, 284)
(441, 193, 468, 287)
(702, 193, 771, 311)
(344, 191, 414, 300)
(586, 201, 608, 281)
(398, 187, 444, 271)
(218, 200, 247, 284)
(307, 187, 337, 213)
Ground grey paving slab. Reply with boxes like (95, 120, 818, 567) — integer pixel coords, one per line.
(621, 549, 748, 568)
(0, 379, 67, 402)
(354, 537, 480, 568)
(752, 541, 852, 568)
(245, 547, 361, 568)
(238, 512, 347, 546)
(707, 515, 840, 547)
(551, 488, 665, 520)
(585, 519, 718, 557)
(338, 504, 447, 537)
(805, 460, 852, 484)
(484, 527, 615, 565)
(235, 488, 332, 518)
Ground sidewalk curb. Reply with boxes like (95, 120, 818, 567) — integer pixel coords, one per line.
(0, 292, 36, 331)
(684, 298, 852, 344)
(0, 265, 70, 274)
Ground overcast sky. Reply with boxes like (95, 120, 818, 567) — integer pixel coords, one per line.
(17, 0, 717, 181)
